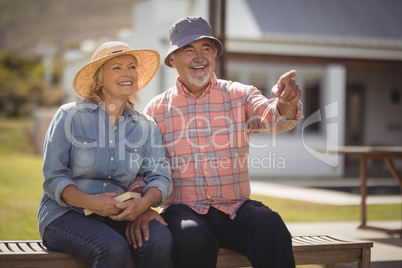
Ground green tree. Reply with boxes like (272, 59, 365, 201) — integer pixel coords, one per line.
(0, 52, 45, 117)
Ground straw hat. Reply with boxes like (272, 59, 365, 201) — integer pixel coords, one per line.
(73, 41, 160, 99)
(164, 17, 223, 67)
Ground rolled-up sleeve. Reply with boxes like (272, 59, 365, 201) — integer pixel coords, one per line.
(245, 87, 303, 133)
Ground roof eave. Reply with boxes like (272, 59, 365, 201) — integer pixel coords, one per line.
(227, 36, 402, 61)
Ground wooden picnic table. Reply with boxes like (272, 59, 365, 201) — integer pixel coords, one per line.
(327, 146, 402, 237)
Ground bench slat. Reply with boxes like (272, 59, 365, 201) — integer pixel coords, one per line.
(294, 248, 362, 265)
(17, 243, 34, 253)
(29, 241, 47, 252)
(5, 243, 22, 253)
(292, 235, 373, 251)
(292, 235, 348, 245)
(0, 243, 10, 253)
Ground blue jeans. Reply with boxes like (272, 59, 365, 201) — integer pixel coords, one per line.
(43, 210, 173, 268)
(162, 200, 295, 268)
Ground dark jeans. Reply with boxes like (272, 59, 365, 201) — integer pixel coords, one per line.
(43, 210, 173, 268)
(162, 200, 295, 268)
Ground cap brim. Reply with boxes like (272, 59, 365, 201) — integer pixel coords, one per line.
(164, 35, 223, 67)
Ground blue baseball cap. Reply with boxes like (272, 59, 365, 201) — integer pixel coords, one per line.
(164, 16, 224, 67)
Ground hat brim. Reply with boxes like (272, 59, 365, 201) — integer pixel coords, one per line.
(73, 49, 160, 99)
(164, 35, 223, 67)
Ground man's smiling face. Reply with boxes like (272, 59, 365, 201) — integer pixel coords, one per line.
(169, 38, 216, 96)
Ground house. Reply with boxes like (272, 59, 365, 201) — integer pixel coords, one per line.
(62, 0, 402, 178)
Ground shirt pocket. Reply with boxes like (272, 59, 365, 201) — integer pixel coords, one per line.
(70, 136, 97, 169)
(124, 144, 146, 176)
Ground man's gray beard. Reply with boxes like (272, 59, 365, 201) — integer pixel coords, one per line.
(188, 72, 210, 87)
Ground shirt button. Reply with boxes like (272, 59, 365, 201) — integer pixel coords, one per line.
(204, 171, 208, 175)
(108, 176, 111, 179)
(109, 140, 113, 144)
(207, 195, 211, 199)
(110, 157, 114, 161)
(83, 141, 87, 145)
(198, 123, 202, 126)
(134, 148, 137, 152)
(115, 126, 118, 130)
(103, 183, 107, 187)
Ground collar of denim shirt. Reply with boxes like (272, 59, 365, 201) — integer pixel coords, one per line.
(80, 99, 141, 123)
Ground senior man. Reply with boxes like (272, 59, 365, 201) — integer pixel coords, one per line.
(127, 16, 303, 268)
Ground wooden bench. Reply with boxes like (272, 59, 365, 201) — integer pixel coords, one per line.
(0, 235, 373, 268)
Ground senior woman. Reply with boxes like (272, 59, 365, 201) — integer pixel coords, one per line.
(38, 41, 173, 268)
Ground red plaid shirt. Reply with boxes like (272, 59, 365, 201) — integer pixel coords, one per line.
(144, 74, 303, 218)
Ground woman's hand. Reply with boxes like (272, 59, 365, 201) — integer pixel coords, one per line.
(109, 197, 150, 221)
(61, 185, 121, 217)
(85, 192, 122, 217)
(109, 187, 162, 221)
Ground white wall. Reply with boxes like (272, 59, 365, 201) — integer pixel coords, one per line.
(63, 49, 90, 103)
(347, 70, 402, 146)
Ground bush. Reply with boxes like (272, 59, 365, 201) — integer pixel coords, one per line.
(0, 52, 63, 118)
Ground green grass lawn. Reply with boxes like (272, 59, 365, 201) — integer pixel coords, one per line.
(0, 154, 43, 239)
(0, 118, 400, 240)
(252, 194, 400, 223)
(0, 118, 43, 239)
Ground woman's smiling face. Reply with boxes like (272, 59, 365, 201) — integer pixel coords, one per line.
(101, 54, 138, 102)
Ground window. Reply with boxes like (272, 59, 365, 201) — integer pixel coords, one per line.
(303, 80, 321, 132)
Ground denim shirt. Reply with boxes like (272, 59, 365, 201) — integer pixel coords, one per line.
(38, 100, 172, 238)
